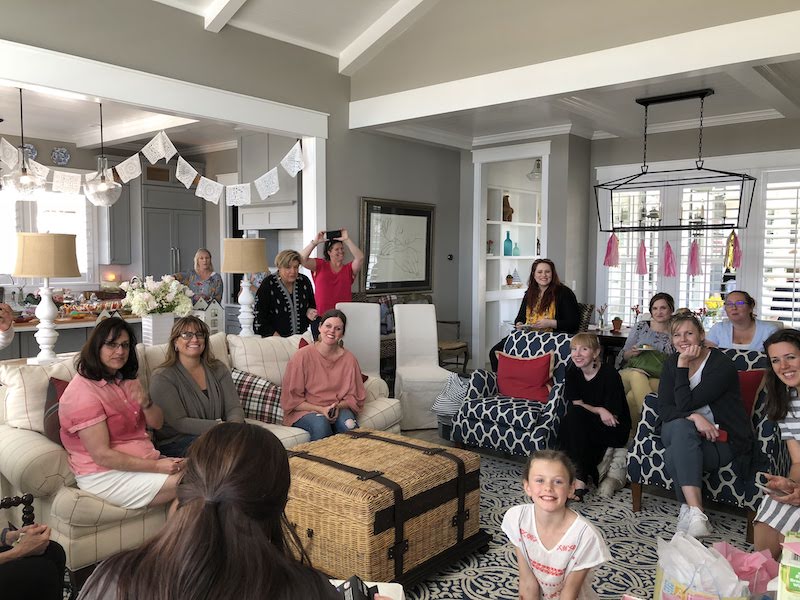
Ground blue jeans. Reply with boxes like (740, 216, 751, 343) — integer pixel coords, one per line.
(157, 434, 199, 458)
(294, 408, 358, 441)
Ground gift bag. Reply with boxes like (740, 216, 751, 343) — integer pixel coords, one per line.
(712, 542, 778, 595)
(654, 533, 750, 600)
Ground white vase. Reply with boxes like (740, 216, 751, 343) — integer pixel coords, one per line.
(142, 313, 175, 346)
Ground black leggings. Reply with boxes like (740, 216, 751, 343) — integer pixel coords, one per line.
(0, 541, 66, 600)
(558, 405, 629, 485)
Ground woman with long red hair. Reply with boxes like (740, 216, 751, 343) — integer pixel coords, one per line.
(489, 258, 580, 371)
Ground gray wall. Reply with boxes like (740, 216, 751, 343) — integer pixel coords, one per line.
(0, 0, 462, 316)
(351, 0, 798, 100)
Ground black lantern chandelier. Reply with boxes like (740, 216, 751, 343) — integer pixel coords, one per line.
(594, 88, 756, 233)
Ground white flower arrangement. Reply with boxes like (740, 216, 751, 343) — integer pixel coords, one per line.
(120, 275, 194, 317)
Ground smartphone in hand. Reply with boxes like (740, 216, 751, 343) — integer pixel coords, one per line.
(327, 406, 337, 419)
(756, 472, 790, 497)
(326, 230, 342, 240)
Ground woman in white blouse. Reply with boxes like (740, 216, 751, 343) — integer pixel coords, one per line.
(705, 290, 780, 351)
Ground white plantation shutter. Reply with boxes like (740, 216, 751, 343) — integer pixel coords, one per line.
(762, 172, 800, 326)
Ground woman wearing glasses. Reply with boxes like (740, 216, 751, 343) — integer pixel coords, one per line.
(59, 318, 184, 509)
(705, 290, 780, 351)
(149, 316, 244, 457)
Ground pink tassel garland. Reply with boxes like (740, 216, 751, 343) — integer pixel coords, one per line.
(663, 242, 677, 277)
(688, 239, 702, 276)
(603, 233, 619, 267)
(636, 240, 648, 275)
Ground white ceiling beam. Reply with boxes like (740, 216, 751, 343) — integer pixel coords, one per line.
(339, 0, 439, 76)
(204, 0, 249, 33)
(727, 64, 800, 119)
(350, 10, 800, 129)
(75, 114, 198, 148)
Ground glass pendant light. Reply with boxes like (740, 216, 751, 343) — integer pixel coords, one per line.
(525, 158, 542, 181)
(1, 89, 46, 200)
(84, 103, 122, 207)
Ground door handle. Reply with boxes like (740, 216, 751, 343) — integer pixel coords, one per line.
(170, 247, 176, 274)
(176, 248, 181, 272)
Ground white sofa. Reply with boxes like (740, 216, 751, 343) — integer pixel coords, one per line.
(0, 332, 402, 575)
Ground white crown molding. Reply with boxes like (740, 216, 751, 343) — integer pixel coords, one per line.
(180, 140, 239, 156)
(375, 123, 472, 149)
(647, 109, 783, 134)
(350, 10, 800, 129)
(473, 124, 578, 147)
(0, 39, 329, 139)
(592, 131, 617, 140)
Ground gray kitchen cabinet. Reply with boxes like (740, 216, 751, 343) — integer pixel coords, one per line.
(142, 185, 204, 278)
(237, 132, 300, 230)
(98, 183, 132, 265)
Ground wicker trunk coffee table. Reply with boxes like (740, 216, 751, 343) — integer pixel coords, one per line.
(285, 429, 491, 587)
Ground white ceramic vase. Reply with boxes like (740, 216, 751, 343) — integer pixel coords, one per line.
(142, 312, 175, 346)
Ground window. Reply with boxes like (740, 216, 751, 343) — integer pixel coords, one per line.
(0, 188, 94, 285)
(605, 190, 661, 318)
(762, 172, 800, 326)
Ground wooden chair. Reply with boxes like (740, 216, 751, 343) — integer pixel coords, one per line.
(437, 320, 469, 374)
(1, 493, 35, 527)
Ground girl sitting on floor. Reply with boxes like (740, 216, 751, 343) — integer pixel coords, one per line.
(502, 449, 610, 600)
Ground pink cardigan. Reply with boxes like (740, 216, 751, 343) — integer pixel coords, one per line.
(280, 344, 366, 427)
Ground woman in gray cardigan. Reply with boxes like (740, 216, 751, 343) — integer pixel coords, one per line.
(150, 316, 244, 457)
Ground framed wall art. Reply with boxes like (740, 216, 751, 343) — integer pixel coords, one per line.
(360, 197, 435, 293)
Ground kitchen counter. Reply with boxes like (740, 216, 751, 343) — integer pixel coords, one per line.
(1, 316, 143, 361)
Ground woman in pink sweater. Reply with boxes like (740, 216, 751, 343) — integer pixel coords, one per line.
(280, 309, 366, 440)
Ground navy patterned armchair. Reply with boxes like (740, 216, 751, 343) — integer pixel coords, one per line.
(626, 348, 789, 541)
(449, 331, 573, 456)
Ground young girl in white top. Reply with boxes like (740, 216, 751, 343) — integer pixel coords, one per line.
(502, 450, 611, 600)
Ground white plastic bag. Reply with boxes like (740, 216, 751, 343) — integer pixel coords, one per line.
(656, 532, 750, 598)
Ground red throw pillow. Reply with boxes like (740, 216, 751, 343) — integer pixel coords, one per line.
(738, 369, 766, 416)
(497, 352, 553, 403)
(299, 337, 368, 382)
(44, 377, 70, 448)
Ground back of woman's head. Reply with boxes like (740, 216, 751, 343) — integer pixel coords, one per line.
(87, 423, 332, 600)
(77, 317, 138, 380)
(763, 328, 800, 421)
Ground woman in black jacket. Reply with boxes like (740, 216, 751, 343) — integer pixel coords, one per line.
(657, 310, 753, 539)
(489, 258, 579, 371)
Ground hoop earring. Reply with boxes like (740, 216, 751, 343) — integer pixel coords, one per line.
(174, 345, 179, 352)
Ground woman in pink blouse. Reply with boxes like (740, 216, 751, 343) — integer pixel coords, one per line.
(59, 318, 184, 509)
(280, 309, 366, 441)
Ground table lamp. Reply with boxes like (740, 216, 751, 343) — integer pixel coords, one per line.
(221, 238, 267, 337)
(13, 233, 81, 364)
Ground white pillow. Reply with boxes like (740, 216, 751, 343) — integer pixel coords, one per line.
(0, 358, 78, 432)
(226, 334, 301, 386)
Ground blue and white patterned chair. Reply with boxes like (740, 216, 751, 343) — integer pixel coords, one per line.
(626, 348, 789, 541)
(449, 331, 573, 456)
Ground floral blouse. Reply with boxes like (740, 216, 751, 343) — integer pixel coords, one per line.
(176, 270, 223, 304)
(616, 320, 674, 369)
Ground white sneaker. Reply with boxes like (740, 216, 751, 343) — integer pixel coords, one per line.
(676, 504, 691, 533)
(686, 507, 713, 538)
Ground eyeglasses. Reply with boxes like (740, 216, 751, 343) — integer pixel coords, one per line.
(179, 331, 206, 341)
(724, 301, 749, 308)
(103, 341, 130, 351)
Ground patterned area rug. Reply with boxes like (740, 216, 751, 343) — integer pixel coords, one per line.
(405, 456, 751, 600)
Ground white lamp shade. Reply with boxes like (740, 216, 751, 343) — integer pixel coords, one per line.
(13, 233, 81, 278)
(221, 238, 267, 274)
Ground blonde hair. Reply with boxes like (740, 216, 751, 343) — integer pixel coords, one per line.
(569, 332, 601, 353)
(193, 248, 214, 272)
(274, 250, 301, 270)
(669, 309, 704, 336)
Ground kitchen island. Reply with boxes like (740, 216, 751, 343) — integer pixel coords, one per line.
(0, 316, 143, 361)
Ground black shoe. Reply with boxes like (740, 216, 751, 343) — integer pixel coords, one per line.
(572, 488, 589, 502)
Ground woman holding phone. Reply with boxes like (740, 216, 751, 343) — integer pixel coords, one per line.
(754, 328, 800, 559)
(280, 310, 366, 441)
(299, 229, 364, 314)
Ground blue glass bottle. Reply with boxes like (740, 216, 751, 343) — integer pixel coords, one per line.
(503, 231, 512, 256)
(512, 242, 520, 256)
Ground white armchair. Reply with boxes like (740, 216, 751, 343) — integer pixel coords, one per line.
(336, 301, 380, 378)
(393, 304, 450, 430)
